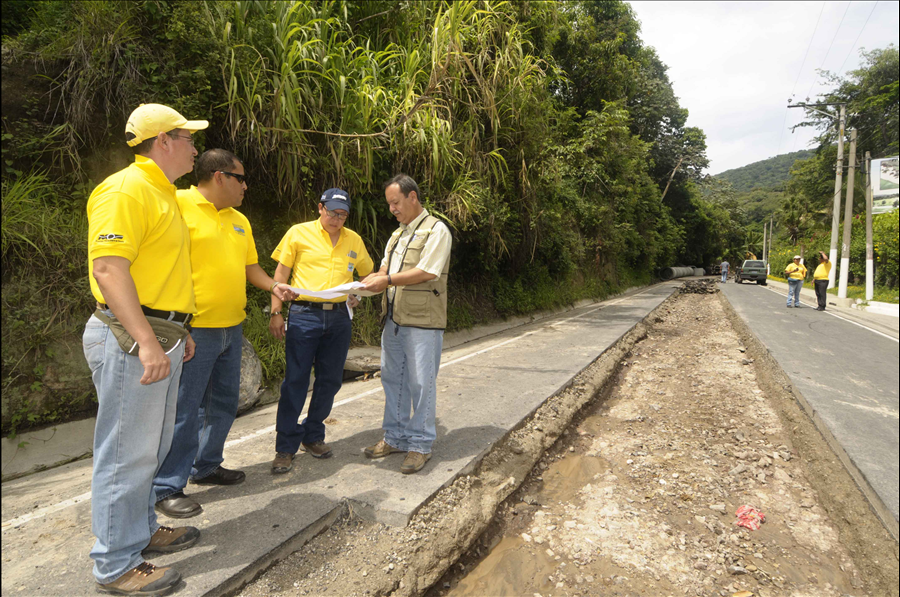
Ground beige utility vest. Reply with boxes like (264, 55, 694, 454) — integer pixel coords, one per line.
(381, 215, 449, 329)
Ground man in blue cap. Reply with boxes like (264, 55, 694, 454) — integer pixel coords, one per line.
(267, 189, 375, 473)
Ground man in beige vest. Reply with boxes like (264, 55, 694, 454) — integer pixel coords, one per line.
(362, 174, 452, 474)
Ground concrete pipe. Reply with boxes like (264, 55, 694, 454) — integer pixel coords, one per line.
(661, 266, 696, 280)
(693, 268, 706, 276)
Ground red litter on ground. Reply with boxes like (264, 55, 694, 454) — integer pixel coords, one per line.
(734, 505, 766, 530)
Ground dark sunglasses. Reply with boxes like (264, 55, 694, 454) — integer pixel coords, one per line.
(218, 171, 248, 185)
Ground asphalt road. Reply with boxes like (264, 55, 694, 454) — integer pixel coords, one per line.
(720, 281, 899, 538)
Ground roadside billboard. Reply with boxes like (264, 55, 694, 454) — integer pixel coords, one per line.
(871, 156, 899, 214)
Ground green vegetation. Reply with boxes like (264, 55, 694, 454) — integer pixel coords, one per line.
(716, 150, 814, 193)
(1, 0, 748, 434)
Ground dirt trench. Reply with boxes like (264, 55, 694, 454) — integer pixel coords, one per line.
(236, 284, 898, 597)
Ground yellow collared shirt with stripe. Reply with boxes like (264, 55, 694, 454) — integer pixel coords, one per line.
(176, 186, 259, 328)
(87, 155, 195, 313)
(272, 220, 374, 301)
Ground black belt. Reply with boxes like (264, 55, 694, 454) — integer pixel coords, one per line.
(291, 300, 347, 311)
(97, 303, 193, 324)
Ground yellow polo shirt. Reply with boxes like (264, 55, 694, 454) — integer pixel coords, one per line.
(87, 155, 195, 313)
(176, 186, 259, 328)
(272, 220, 374, 302)
(813, 260, 832, 280)
(784, 263, 807, 280)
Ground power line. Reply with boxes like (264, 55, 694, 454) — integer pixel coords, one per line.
(778, 2, 827, 156)
(805, 1, 852, 101)
(836, 1, 879, 77)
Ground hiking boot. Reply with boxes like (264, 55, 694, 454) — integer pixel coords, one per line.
(400, 451, 432, 474)
(97, 562, 181, 596)
(155, 491, 202, 519)
(300, 441, 333, 459)
(364, 439, 404, 459)
(191, 466, 246, 486)
(271, 452, 294, 474)
(143, 526, 200, 555)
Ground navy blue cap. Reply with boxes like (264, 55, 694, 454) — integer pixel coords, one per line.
(320, 188, 351, 212)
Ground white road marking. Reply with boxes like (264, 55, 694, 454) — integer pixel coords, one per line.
(833, 400, 900, 419)
(761, 285, 899, 343)
(2, 288, 658, 530)
(2, 491, 91, 530)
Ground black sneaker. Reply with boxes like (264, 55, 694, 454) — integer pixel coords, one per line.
(191, 466, 245, 486)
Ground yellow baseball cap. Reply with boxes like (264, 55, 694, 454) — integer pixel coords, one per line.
(125, 103, 209, 147)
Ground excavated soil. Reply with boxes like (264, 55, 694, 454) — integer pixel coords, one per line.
(236, 285, 897, 597)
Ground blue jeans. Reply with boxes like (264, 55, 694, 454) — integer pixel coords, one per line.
(275, 304, 352, 454)
(787, 278, 803, 306)
(153, 324, 242, 501)
(83, 313, 184, 584)
(721, 271, 728, 282)
(380, 317, 443, 454)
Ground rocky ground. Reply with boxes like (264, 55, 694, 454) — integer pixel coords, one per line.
(236, 283, 898, 597)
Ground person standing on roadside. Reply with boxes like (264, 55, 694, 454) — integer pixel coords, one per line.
(268, 189, 374, 474)
(362, 174, 452, 475)
(83, 104, 205, 595)
(719, 259, 729, 283)
(784, 255, 807, 308)
(153, 149, 297, 518)
(813, 251, 832, 311)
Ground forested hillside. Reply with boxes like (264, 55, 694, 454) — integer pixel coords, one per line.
(1, 0, 748, 433)
(716, 150, 814, 192)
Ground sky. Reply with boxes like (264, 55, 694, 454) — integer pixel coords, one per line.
(629, 1, 900, 175)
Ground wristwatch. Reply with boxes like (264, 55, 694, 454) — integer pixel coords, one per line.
(269, 310, 283, 319)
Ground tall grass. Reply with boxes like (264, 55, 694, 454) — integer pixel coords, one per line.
(1, 172, 87, 272)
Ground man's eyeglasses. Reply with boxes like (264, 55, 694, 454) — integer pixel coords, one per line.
(326, 209, 349, 221)
(218, 171, 248, 185)
(168, 133, 195, 146)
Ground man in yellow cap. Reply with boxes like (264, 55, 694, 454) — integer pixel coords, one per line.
(83, 103, 207, 595)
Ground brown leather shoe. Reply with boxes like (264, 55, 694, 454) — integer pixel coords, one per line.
(272, 452, 294, 474)
(143, 525, 200, 555)
(300, 441, 333, 459)
(97, 562, 181, 595)
(400, 451, 432, 474)
(364, 439, 404, 459)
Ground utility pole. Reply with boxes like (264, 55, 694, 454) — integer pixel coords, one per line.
(828, 105, 847, 289)
(762, 219, 767, 262)
(788, 102, 846, 289)
(768, 214, 774, 275)
(838, 128, 857, 299)
(865, 151, 874, 301)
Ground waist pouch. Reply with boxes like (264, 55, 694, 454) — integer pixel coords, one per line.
(94, 309, 189, 357)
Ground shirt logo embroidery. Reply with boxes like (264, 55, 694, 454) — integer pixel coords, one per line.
(347, 263, 355, 272)
(348, 250, 357, 259)
(97, 233, 124, 242)
(232, 224, 246, 236)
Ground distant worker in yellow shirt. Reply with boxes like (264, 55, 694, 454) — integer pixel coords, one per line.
(784, 255, 807, 308)
(813, 251, 832, 311)
(153, 149, 297, 519)
(268, 189, 375, 474)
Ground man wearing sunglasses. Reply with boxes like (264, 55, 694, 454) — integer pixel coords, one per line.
(267, 189, 374, 474)
(152, 149, 297, 518)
